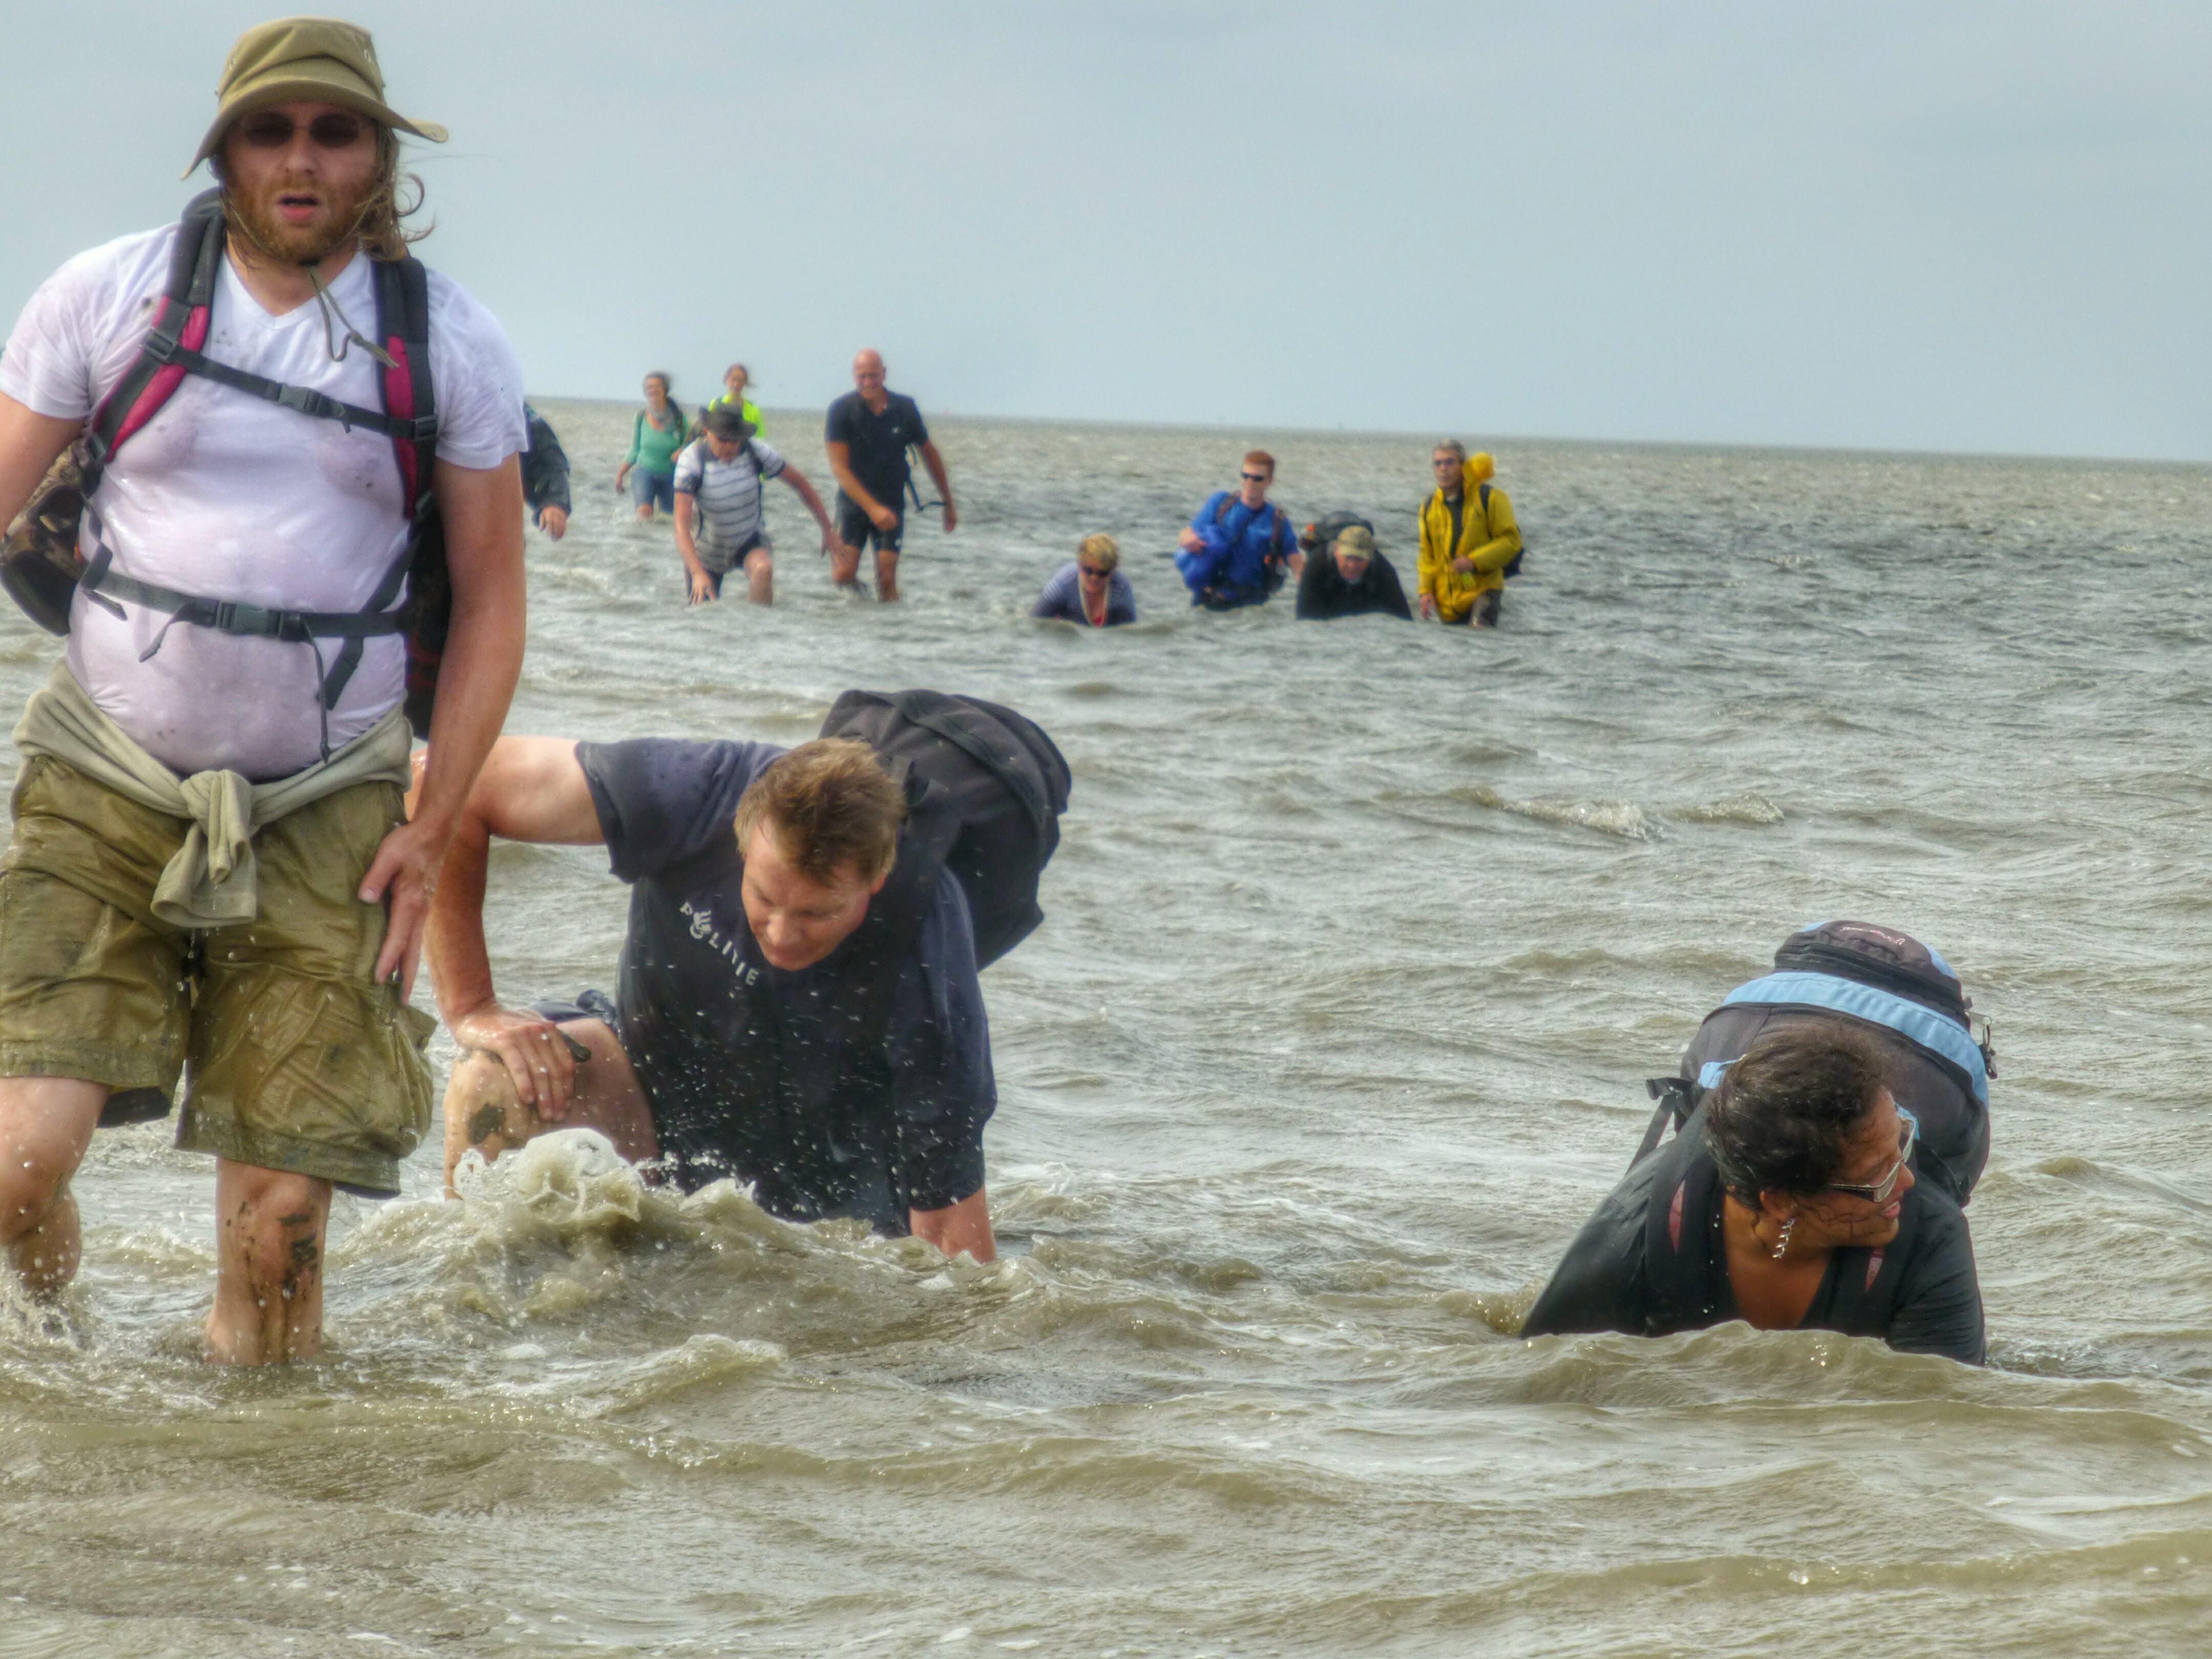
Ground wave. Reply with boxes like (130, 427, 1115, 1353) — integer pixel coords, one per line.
(1676, 790, 1785, 825)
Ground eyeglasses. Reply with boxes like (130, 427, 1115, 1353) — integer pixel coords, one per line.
(1077, 565, 1111, 581)
(1824, 1107, 1919, 1204)
(237, 111, 371, 150)
(1240, 472, 1269, 483)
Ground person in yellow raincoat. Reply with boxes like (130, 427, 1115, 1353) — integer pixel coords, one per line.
(1416, 442, 1520, 627)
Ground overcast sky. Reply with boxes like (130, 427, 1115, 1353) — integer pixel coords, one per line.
(6, 1, 2208, 459)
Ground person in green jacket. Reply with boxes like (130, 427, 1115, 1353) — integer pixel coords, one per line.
(614, 371, 688, 521)
(706, 362, 764, 438)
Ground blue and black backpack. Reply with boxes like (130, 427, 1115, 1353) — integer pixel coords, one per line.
(1635, 920, 1995, 1205)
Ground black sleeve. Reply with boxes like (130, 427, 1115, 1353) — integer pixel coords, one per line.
(1294, 548, 1328, 618)
(1520, 1171, 1660, 1338)
(824, 394, 852, 445)
(1376, 556, 1413, 620)
(520, 408, 571, 518)
(1885, 1196, 1987, 1365)
(574, 738, 783, 882)
(901, 394, 931, 449)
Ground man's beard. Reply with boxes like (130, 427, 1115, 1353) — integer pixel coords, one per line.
(227, 168, 378, 264)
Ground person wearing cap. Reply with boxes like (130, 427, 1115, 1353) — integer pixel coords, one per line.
(1294, 521, 1411, 621)
(672, 405, 848, 605)
(1417, 441, 1520, 627)
(0, 17, 528, 1363)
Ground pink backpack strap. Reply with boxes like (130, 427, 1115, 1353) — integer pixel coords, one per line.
(80, 190, 226, 490)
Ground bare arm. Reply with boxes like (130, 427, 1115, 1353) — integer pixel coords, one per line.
(673, 491, 716, 604)
(916, 439, 956, 533)
(422, 735, 606, 1112)
(774, 463, 839, 541)
(361, 454, 526, 995)
(0, 392, 80, 530)
(910, 1187, 995, 1262)
(825, 438, 896, 530)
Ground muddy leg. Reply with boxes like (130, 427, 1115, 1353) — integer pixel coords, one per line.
(441, 1046, 544, 1196)
(442, 1019, 657, 1197)
(206, 1161, 331, 1364)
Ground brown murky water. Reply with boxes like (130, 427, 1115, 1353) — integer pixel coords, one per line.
(3, 406, 2209, 1656)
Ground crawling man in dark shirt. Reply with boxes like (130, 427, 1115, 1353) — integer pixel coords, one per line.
(1522, 1020, 1984, 1363)
(426, 733, 997, 1258)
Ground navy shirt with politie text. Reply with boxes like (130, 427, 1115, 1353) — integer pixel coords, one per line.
(576, 738, 995, 1217)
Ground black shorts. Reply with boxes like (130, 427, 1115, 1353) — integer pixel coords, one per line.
(686, 533, 769, 598)
(835, 493, 905, 555)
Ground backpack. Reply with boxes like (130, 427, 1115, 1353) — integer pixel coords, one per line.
(1634, 920, 1995, 1205)
(819, 689, 1071, 968)
(1480, 483, 1526, 580)
(1, 188, 447, 746)
(1298, 510, 1375, 559)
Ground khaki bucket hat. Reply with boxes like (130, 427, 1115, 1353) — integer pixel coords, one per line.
(187, 16, 447, 175)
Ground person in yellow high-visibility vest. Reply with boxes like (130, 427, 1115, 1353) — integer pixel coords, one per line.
(1416, 442, 1519, 627)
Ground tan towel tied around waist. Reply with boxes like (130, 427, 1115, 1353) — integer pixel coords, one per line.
(12, 665, 416, 929)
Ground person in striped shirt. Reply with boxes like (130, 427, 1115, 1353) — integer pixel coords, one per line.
(672, 406, 847, 605)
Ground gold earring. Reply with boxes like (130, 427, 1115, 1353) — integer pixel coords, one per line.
(1771, 1215, 1796, 1261)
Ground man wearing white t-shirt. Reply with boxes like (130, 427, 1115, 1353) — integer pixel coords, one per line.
(0, 18, 527, 1362)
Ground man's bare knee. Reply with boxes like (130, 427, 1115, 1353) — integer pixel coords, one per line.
(0, 1078, 107, 1245)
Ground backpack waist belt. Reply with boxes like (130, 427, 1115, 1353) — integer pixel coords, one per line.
(84, 564, 408, 643)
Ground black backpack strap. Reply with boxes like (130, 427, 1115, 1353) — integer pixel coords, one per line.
(850, 782, 965, 1048)
(141, 347, 411, 439)
(1632, 1076, 1700, 1169)
(319, 254, 438, 715)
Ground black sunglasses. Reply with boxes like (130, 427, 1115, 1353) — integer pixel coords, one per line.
(1240, 471, 1269, 483)
(1077, 564, 1111, 580)
(238, 111, 371, 150)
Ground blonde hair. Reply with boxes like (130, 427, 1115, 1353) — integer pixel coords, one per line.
(1077, 533, 1119, 574)
(733, 739, 903, 883)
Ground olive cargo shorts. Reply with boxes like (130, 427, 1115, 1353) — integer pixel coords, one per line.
(0, 755, 436, 1194)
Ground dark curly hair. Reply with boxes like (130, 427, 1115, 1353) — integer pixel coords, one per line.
(1703, 1021, 1892, 1206)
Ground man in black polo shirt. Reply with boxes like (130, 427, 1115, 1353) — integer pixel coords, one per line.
(823, 348, 956, 601)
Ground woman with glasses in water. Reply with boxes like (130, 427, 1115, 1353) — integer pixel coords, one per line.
(1032, 533, 1136, 627)
(1522, 1021, 1985, 1364)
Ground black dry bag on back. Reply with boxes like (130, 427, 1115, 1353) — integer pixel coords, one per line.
(820, 689, 1072, 968)
(1635, 919, 1995, 1206)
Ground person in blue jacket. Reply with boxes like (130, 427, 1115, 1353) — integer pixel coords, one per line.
(1175, 450, 1300, 609)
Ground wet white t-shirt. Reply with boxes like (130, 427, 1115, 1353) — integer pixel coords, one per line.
(0, 224, 526, 779)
